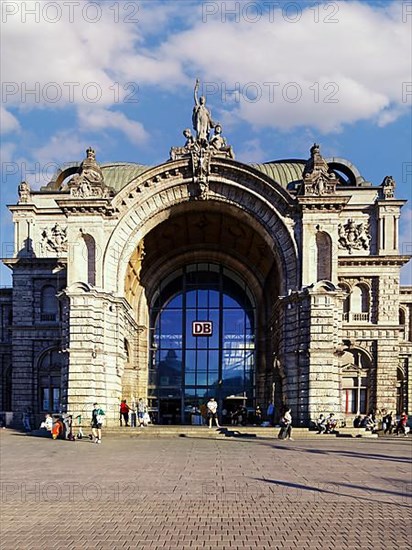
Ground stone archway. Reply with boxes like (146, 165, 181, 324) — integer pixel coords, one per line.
(102, 157, 299, 296)
(99, 158, 300, 422)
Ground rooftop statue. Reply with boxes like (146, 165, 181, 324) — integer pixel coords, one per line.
(210, 123, 235, 159)
(192, 78, 215, 144)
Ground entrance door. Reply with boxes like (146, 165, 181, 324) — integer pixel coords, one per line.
(149, 263, 256, 424)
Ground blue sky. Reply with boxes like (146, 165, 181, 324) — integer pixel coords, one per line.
(1, 0, 411, 285)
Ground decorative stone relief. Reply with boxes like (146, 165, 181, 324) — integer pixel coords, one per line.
(68, 147, 112, 198)
(18, 181, 31, 204)
(40, 223, 68, 254)
(338, 219, 371, 254)
(300, 143, 337, 196)
(169, 79, 235, 199)
(381, 175, 396, 199)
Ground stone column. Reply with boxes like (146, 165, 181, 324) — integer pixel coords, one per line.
(281, 283, 345, 425)
(10, 266, 35, 415)
(375, 272, 401, 412)
(64, 285, 130, 427)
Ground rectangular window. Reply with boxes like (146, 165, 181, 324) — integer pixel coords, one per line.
(42, 388, 50, 411)
(52, 388, 60, 412)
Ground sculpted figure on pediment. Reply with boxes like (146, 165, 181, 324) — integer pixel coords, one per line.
(69, 147, 111, 198)
(301, 143, 336, 196)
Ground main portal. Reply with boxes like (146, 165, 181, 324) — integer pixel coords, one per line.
(148, 263, 256, 424)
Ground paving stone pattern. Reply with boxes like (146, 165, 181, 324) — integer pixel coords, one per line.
(0, 431, 411, 550)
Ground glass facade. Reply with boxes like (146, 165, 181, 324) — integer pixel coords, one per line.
(149, 263, 255, 424)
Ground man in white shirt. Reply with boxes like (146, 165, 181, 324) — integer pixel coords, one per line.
(207, 398, 220, 429)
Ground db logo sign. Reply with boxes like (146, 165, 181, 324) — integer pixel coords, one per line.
(192, 321, 213, 336)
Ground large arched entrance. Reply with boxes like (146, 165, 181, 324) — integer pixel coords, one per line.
(149, 262, 256, 424)
(123, 202, 285, 423)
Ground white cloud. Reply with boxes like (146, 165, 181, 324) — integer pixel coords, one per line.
(0, 107, 20, 134)
(1, 0, 410, 136)
(151, 1, 412, 133)
(236, 139, 267, 164)
(78, 108, 148, 145)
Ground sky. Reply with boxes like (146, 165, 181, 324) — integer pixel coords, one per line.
(1, 0, 411, 286)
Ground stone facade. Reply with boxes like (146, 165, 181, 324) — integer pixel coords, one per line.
(1, 101, 411, 428)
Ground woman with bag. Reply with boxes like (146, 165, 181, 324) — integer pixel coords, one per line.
(278, 408, 293, 440)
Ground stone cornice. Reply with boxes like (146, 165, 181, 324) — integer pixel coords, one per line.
(297, 195, 351, 212)
(339, 255, 410, 267)
(375, 199, 408, 207)
(2, 257, 67, 269)
(56, 198, 116, 217)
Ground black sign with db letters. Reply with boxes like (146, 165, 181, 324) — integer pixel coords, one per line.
(192, 321, 213, 336)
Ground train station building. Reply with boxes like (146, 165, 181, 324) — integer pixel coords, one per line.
(1, 92, 411, 427)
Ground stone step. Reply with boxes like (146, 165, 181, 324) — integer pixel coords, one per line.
(336, 427, 378, 438)
(94, 426, 338, 440)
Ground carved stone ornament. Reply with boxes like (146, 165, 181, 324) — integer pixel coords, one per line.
(40, 223, 68, 254)
(300, 143, 337, 196)
(381, 175, 395, 199)
(18, 181, 31, 203)
(68, 147, 112, 198)
(169, 79, 235, 199)
(338, 219, 371, 254)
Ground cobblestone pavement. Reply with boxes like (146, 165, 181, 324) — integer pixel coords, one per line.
(0, 430, 411, 550)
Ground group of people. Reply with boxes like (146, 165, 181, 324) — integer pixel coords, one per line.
(38, 411, 85, 441)
(352, 409, 409, 435)
(382, 410, 409, 436)
(315, 413, 338, 434)
(119, 399, 150, 428)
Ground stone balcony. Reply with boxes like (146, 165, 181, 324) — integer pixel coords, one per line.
(342, 312, 370, 323)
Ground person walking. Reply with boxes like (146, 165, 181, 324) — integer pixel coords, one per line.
(384, 411, 394, 434)
(137, 398, 147, 427)
(22, 407, 32, 432)
(90, 402, 105, 444)
(207, 397, 220, 428)
(395, 411, 408, 436)
(278, 408, 293, 440)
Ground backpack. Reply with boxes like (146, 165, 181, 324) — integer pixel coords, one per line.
(95, 409, 105, 424)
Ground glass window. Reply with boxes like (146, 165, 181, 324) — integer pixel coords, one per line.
(150, 263, 256, 422)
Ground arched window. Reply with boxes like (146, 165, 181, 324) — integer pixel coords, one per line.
(399, 308, 406, 340)
(124, 338, 130, 363)
(338, 283, 350, 322)
(41, 285, 58, 322)
(350, 284, 369, 322)
(340, 349, 371, 415)
(396, 367, 406, 414)
(38, 349, 63, 412)
(83, 234, 96, 286)
(316, 232, 332, 281)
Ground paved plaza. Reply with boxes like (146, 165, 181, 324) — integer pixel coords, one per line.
(0, 430, 411, 550)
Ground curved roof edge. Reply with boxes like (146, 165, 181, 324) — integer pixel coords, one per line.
(38, 156, 368, 195)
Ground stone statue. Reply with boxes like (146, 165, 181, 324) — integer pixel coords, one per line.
(192, 78, 215, 143)
(209, 123, 235, 159)
(18, 181, 31, 203)
(381, 175, 395, 199)
(170, 128, 196, 160)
